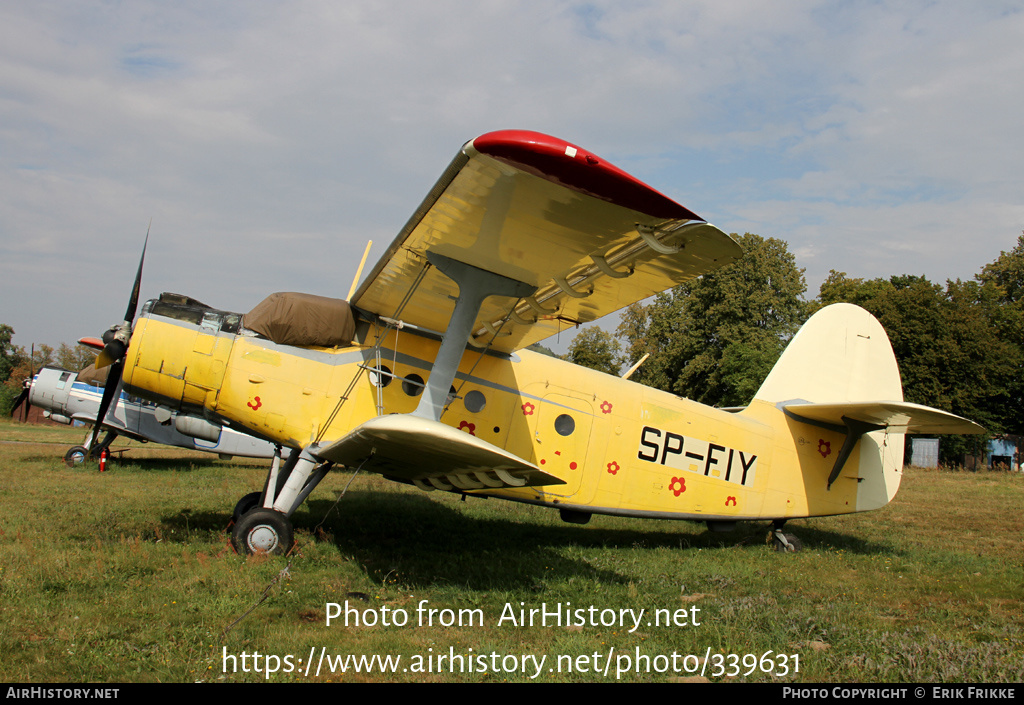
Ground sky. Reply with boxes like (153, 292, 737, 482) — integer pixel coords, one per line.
(2, 1, 1023, 353)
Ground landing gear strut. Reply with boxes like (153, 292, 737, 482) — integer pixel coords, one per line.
(769, 520, 803, 553)
(64, 429, 118, 466)
(229, 444, 333, 555)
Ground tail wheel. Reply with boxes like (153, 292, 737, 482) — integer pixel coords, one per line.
(770, 531, 803, 553)
(231, 508, 294, 556)
(64, 445, 90, 466)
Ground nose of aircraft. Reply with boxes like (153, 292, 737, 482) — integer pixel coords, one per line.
(27, 367, 74, 416)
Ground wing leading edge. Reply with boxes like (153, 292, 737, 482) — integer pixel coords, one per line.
(352, 130, 742, 352)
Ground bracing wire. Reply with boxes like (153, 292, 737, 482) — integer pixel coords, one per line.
(315, 261, 432, 443)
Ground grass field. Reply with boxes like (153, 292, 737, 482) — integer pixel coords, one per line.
(1, 418, 1021, 683)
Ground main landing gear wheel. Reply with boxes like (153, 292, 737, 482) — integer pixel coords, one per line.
(64, 445, 89, 466)
(231, 508, 294, 556)
(231, 492, 263, 524)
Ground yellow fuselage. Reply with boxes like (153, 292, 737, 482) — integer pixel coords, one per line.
(124, 311, 902, 523)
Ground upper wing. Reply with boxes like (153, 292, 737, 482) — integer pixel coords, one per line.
(783, 401, 985, 435)
(352, 130, 741, 352)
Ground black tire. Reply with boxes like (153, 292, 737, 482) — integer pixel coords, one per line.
(772, 532, 803, 553)
(231, 508, 294, 556)
(231, 492, 263, 524)
(64, 445, 89, 466)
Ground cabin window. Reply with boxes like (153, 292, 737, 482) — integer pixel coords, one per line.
(464, 390, 486, 413)
(369, 364, 392, 388)
(554, 414, 575, 436)
(402, 374, 425, 397)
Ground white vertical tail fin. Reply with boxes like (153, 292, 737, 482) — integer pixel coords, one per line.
(754, 303, 903, 406)
(750, 303, 982, 511)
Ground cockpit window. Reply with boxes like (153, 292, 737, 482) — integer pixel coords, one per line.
(200, 311, 222, 333)
(144, 293, 241, 333)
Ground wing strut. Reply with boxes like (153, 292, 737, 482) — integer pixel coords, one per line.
(411, 252, 535, 422)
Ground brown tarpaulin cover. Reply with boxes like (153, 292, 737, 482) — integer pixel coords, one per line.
(76, 363, 109, 386)
(243, 292, 356, 347)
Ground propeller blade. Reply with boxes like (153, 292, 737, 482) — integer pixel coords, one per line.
(9, 387, 29, 418)
(87, 359, 123, 453)
(95, 339, 126, 370)
(124, 223, 150, 324)
(19, 343, 35, 421)
(95, 225, 150, 371)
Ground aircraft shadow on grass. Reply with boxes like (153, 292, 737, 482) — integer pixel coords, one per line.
(159, 489, 898, 591)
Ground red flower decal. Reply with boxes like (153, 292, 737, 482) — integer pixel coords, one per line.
(458, 420, 476, 436)
(247, 396, 262, 411)
(606, 461, 620, 475)
(521, 402, 535, 416)
(725, 496, 737, 507)
(818, 439, 831, 458)
(669, 476, 686, 496)
(600, 401, 613, 414)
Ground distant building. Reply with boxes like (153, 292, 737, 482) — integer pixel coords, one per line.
(911, 435, 1022, 470)
(986, 435, 1021, 470)
(910, 438, 940, 468)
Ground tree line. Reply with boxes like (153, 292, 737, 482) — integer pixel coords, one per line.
(567, 232, 1024, 464)
(6, 232, 1022, 463)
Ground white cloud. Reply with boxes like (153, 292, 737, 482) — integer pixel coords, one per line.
(1, 1, 1023, 348)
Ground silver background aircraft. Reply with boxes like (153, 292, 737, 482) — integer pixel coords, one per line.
(27, 366, 276, 464)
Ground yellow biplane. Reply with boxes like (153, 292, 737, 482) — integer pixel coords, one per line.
(89, 130, 982, 555)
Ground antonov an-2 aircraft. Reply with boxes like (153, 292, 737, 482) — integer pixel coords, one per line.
(88, 130, 982, 555)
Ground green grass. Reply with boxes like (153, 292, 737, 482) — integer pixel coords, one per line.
(1, 418, 1022, 682)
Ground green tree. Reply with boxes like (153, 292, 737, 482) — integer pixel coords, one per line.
(567, 326, 621, 375)
(0, 324, 22, 384)
(526, 342, 559, 358)
(618, 233, 807, 407)
(978, 233, 1024, 305)
(55, 343, 97, 372)
(977, 234, 1024, 366)
(975, 234, 1024, 431)
(0, 325, 26, 415)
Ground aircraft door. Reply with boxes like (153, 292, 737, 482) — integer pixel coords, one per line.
(532, 393, 594, 498)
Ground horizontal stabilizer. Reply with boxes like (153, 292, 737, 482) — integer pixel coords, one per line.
(783, 401, 985, 435)
(317, 414, 564, 490)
